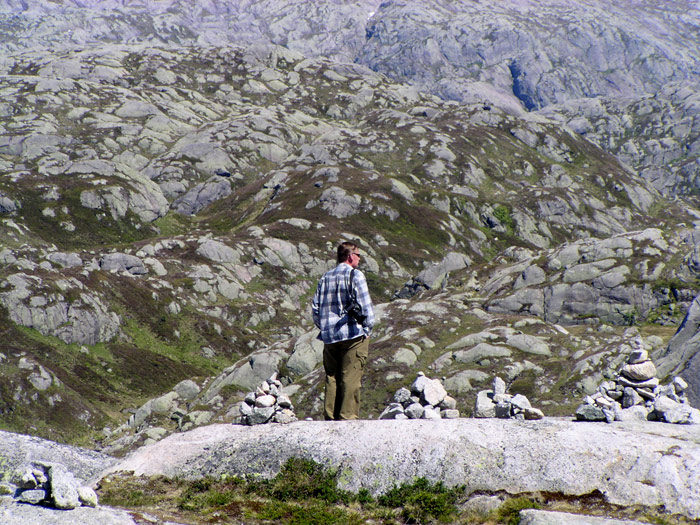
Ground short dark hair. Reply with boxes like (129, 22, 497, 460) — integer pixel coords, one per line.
(337, 242, 358, 263)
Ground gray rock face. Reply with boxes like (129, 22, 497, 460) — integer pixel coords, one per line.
(539, 83, 700, 197)
(172, 176, 232, 215)
(484, 229, 690, 328)
(195, 239, 241, 265)
(99, 253, 147, 275)
(658, 293, 700, 407)
(520, 509, 648, 525)
(0, 274, 121, 345)
(398, 252, 472, 298)
(46, 252, 82, 268)
(2, 0, 700, 479)
(108, 419, 700, 520)
(286, 330, 324, 377)
(0, 431, 117, 485)
(0, 500, 137, 525)
(360, 1, 698, 112)
(12, 0, 694, 115)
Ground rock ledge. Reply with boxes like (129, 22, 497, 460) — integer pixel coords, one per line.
(106, 418, 700, 520)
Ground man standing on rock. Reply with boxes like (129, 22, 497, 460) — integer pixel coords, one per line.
(312, 241, 375, 420)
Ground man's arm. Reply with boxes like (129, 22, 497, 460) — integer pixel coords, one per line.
(311, 279, 323, 330)
(353, 270, 375, 334)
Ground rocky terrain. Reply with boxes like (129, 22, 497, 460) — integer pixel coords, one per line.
(2, 419, 699, 524)
(1, 0, 700, 523)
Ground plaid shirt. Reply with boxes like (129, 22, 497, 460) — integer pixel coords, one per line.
(312, 263, 375, 344)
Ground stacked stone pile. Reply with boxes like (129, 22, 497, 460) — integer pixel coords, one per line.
(379, 372, 460, 419)
(6, 461, 98, 510)
(238, 374, 297, 425)
(474, 377, 544, 420)
(575, 347, 700, 424)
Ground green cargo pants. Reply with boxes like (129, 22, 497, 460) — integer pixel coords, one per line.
(323, 335, 369, 420)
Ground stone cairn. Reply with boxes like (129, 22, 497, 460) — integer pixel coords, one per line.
(474, 377, 544, 420)
(5, 461, 98, 510)
(238, 374, 298, 425)
(379, 372, 460, 419)
(575, 346, 699, 424)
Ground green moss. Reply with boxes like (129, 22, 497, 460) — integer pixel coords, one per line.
(493, 496, 541, 525)
(255, 500, 361, 524)
(153, 212, 192, 237)
(120, 317, 216, 374)
(493, 204, 515, 231)
(249, 457, 353, 505)
(378, 477, 464, 523)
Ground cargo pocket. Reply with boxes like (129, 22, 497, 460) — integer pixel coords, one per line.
(355, 337, 369, 368)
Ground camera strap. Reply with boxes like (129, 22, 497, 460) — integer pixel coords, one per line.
(346, 268, 356, 305)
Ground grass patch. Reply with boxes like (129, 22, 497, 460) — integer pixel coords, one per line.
(97, 458, 468, 524)
(494, 496, 541, 524)
(153, 212, 193, 237)
(249, 457, 354, 504)
(493, 204, 515, 232)
(96, 463, 695, 524)
(255, 500, 363, 524)
(378, 477, 464, 523)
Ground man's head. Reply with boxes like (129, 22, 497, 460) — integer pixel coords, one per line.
(337, 241, 361, 268)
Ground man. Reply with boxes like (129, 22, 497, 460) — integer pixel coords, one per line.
(312, 241, 375, 420)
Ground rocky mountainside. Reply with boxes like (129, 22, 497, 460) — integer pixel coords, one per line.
(3, 1, 700, 195)
(0, 0, 699, 467)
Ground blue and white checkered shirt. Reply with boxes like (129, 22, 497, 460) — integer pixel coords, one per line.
(312, 263, 375, 344)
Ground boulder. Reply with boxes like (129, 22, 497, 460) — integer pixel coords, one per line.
(99, 253, 147, 275)
(48, 465, 80, 510)
(248, 407, 275, 425)
(46, 252, 82, 268)
(172, 176, 232, 215)
(0, 432, 116, 487)
(622, 387, 643, 408)
(620, 360, 656, 381)
(16, 489, 47, 505)
(474, 390, 496, 418)
(657, 294, 700, 407)
(286, 331, 324, 377)
(393, 387, 412, 405)
(616, 405, 649, 422)
(575, 404, 606, 421)
(420, 378, 447, 407)
(404, 403, 425, 419)
(379, 403, 405, 420)
(492, 376, 506, 396)
(173, 380, 200, 401)
(108, 419, 700, 520)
